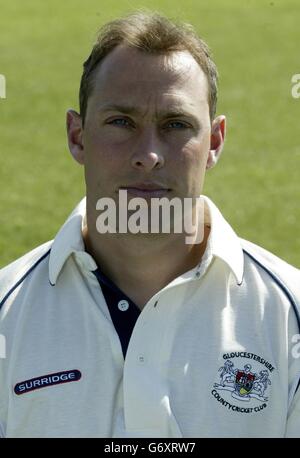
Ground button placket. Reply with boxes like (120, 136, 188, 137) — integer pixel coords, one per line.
(123, 298, 173, 431)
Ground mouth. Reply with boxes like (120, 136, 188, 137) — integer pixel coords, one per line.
(119, 183, 171, 198)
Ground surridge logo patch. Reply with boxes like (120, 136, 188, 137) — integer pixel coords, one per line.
(14, 369, 81, 395)
(211, 352, 275, 414)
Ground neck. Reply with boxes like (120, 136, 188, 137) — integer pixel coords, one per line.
(83, 225, 210, 310)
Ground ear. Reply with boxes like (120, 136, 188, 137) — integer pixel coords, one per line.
(66, 109, 85, 165)
(206, 115, 226, 170)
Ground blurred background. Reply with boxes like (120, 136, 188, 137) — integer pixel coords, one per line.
(0, 0, 299, 268)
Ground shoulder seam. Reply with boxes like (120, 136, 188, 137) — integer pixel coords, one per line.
(0, 249, 51, 310)
(243, 249, 300, 330)
(244, 249, 300, 397)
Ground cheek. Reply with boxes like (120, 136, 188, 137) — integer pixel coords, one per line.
(83, 127, 127, 172)
(179, 137, 209, 169)
(175, 139, 209, 195)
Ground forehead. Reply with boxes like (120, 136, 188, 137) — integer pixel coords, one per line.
(90, 45, 209, 111)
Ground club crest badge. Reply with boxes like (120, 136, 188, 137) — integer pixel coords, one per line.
(211, 352, 275, 414)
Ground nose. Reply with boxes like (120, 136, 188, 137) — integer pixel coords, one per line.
(131, 128, 165, 171)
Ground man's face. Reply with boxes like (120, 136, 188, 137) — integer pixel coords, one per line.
(68, 45, 225, 214)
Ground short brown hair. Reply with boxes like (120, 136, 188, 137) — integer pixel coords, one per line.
(79, 10, 218, 126)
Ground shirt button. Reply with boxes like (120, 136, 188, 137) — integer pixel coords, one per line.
(118, 300, 129, 311)
(138, 355, 145, 363)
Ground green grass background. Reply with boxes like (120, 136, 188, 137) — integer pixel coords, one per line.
(0, 0, 299, 268)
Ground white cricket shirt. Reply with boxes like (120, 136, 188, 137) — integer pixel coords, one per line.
(0, 196, 300, 438)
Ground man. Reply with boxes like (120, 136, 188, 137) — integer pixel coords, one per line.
(0, 11, 300, 438)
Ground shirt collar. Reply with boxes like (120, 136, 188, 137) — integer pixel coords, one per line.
(49, 195, 244, 286)
(201, 195, 244, 285)
(49, 197, 96, 285)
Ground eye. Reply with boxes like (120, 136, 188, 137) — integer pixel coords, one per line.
(107, 118, 132, 127)
(165, 121, 189, 129)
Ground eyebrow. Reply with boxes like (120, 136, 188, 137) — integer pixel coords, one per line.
(98, 103, 197, 120)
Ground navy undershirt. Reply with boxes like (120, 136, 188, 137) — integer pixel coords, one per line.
(92, 268, 141, 359)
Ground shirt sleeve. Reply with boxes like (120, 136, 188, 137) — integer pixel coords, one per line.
(285, 299, 300, 437)
(286, 382, 300, 437)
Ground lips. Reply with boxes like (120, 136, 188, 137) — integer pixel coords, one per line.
(119, 183, 171, 198)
